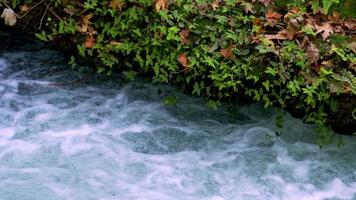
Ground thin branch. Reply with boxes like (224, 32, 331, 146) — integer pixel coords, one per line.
(47, 6, 62, 21)
(1, 0, 46, 19)
(38, 2, 50, 29)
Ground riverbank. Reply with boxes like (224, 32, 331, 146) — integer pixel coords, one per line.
(1, 29, 355, 138)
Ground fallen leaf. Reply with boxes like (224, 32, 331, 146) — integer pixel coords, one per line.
(179, 29, 190, 45)
(155, 0, 168, 11)
(299, 36, 310, 49)
(321, 60, 333, 68)
(1, 8, 17, 26)
(307, 42, 320, 64)
(265, 9, 282, 25)
(315, 23, 333, 41)
(286, 22, 299, 40)
(20, 5, 29, 12)
(84, 36, 95, 48)
(178, 53, 188, 68)
(78, 13, 94, 33)
(244, 2, 254, 14)
(220, 47, 233, 59)
(259, 0, 274, 6)
(64, 7, 76, 16)
(211, 0, 220, 10)
(265, 30, 288, 40)
(344, 21, 356, 31)
(328, 11, 340, 21)
(349, 42, 356, 54)
(109, 0, 126, 11)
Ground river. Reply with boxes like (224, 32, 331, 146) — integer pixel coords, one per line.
(0, 45, 356, 200)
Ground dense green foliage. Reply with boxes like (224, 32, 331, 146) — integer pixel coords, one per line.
(1, 0, 355, 145)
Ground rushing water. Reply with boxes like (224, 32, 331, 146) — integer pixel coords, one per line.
(0, 47, 356, 200)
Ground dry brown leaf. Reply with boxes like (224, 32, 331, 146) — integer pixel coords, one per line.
(1, 8, 17, 26)
(344, 21, 356, 31)
(286, 22, 299, 40)
(64, 7, 76, 16)
(265, 9, 282, 25)
(212, 0, 220, 10)
(220, 47, 233, 59)
(155, 0, 168, 11)
(315, 23, 333, 41)
(307, 43, 320, 64)
(265, 30, 288, 40)
(78, 13, 94, 33)
(84, 36, 95, 49)
(178, 53, 188, 68)
(328, 11, 340, 21)
(109, 0, 126, 11)
(244, 2, 254, 14)
(259, 0, 274, 6)
(349, 42, 356, 54)
(20, 5, 29, 12)
(179, 29, 190, 45)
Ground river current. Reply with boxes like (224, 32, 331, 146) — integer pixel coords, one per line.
(0, 47, 356, 200)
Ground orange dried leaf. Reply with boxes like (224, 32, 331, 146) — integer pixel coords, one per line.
(178, 53, 188, 68)
(20, 5, 29, 12)
(265, 9, 282, 25)
(84, 36, 95, 49)
(328, 11, 340, 21)
(155, 0, 168, 11)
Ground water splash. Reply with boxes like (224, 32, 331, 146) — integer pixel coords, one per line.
(0, 49, 355, 200)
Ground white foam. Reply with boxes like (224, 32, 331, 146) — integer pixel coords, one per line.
(0, 139, 40, 158)
(0, 127, 16, 140)
(61, 137, 92, 156)
(49, 124, 93, 138)
(33, 113, 52, 121)
(115, 124, 146, 135)
(282, 178, 356, 200)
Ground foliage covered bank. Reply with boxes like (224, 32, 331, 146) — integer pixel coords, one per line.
(1, 0, 355, 145)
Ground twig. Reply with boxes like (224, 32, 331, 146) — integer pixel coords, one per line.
(47, 6, 62, 21)
(2, 0, 46, 19)
(38, 2, 50, 29)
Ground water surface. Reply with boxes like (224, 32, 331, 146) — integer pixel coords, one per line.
(0, 48, 356, 200)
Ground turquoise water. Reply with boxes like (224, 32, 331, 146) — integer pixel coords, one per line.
(0, 49, 356, 200)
